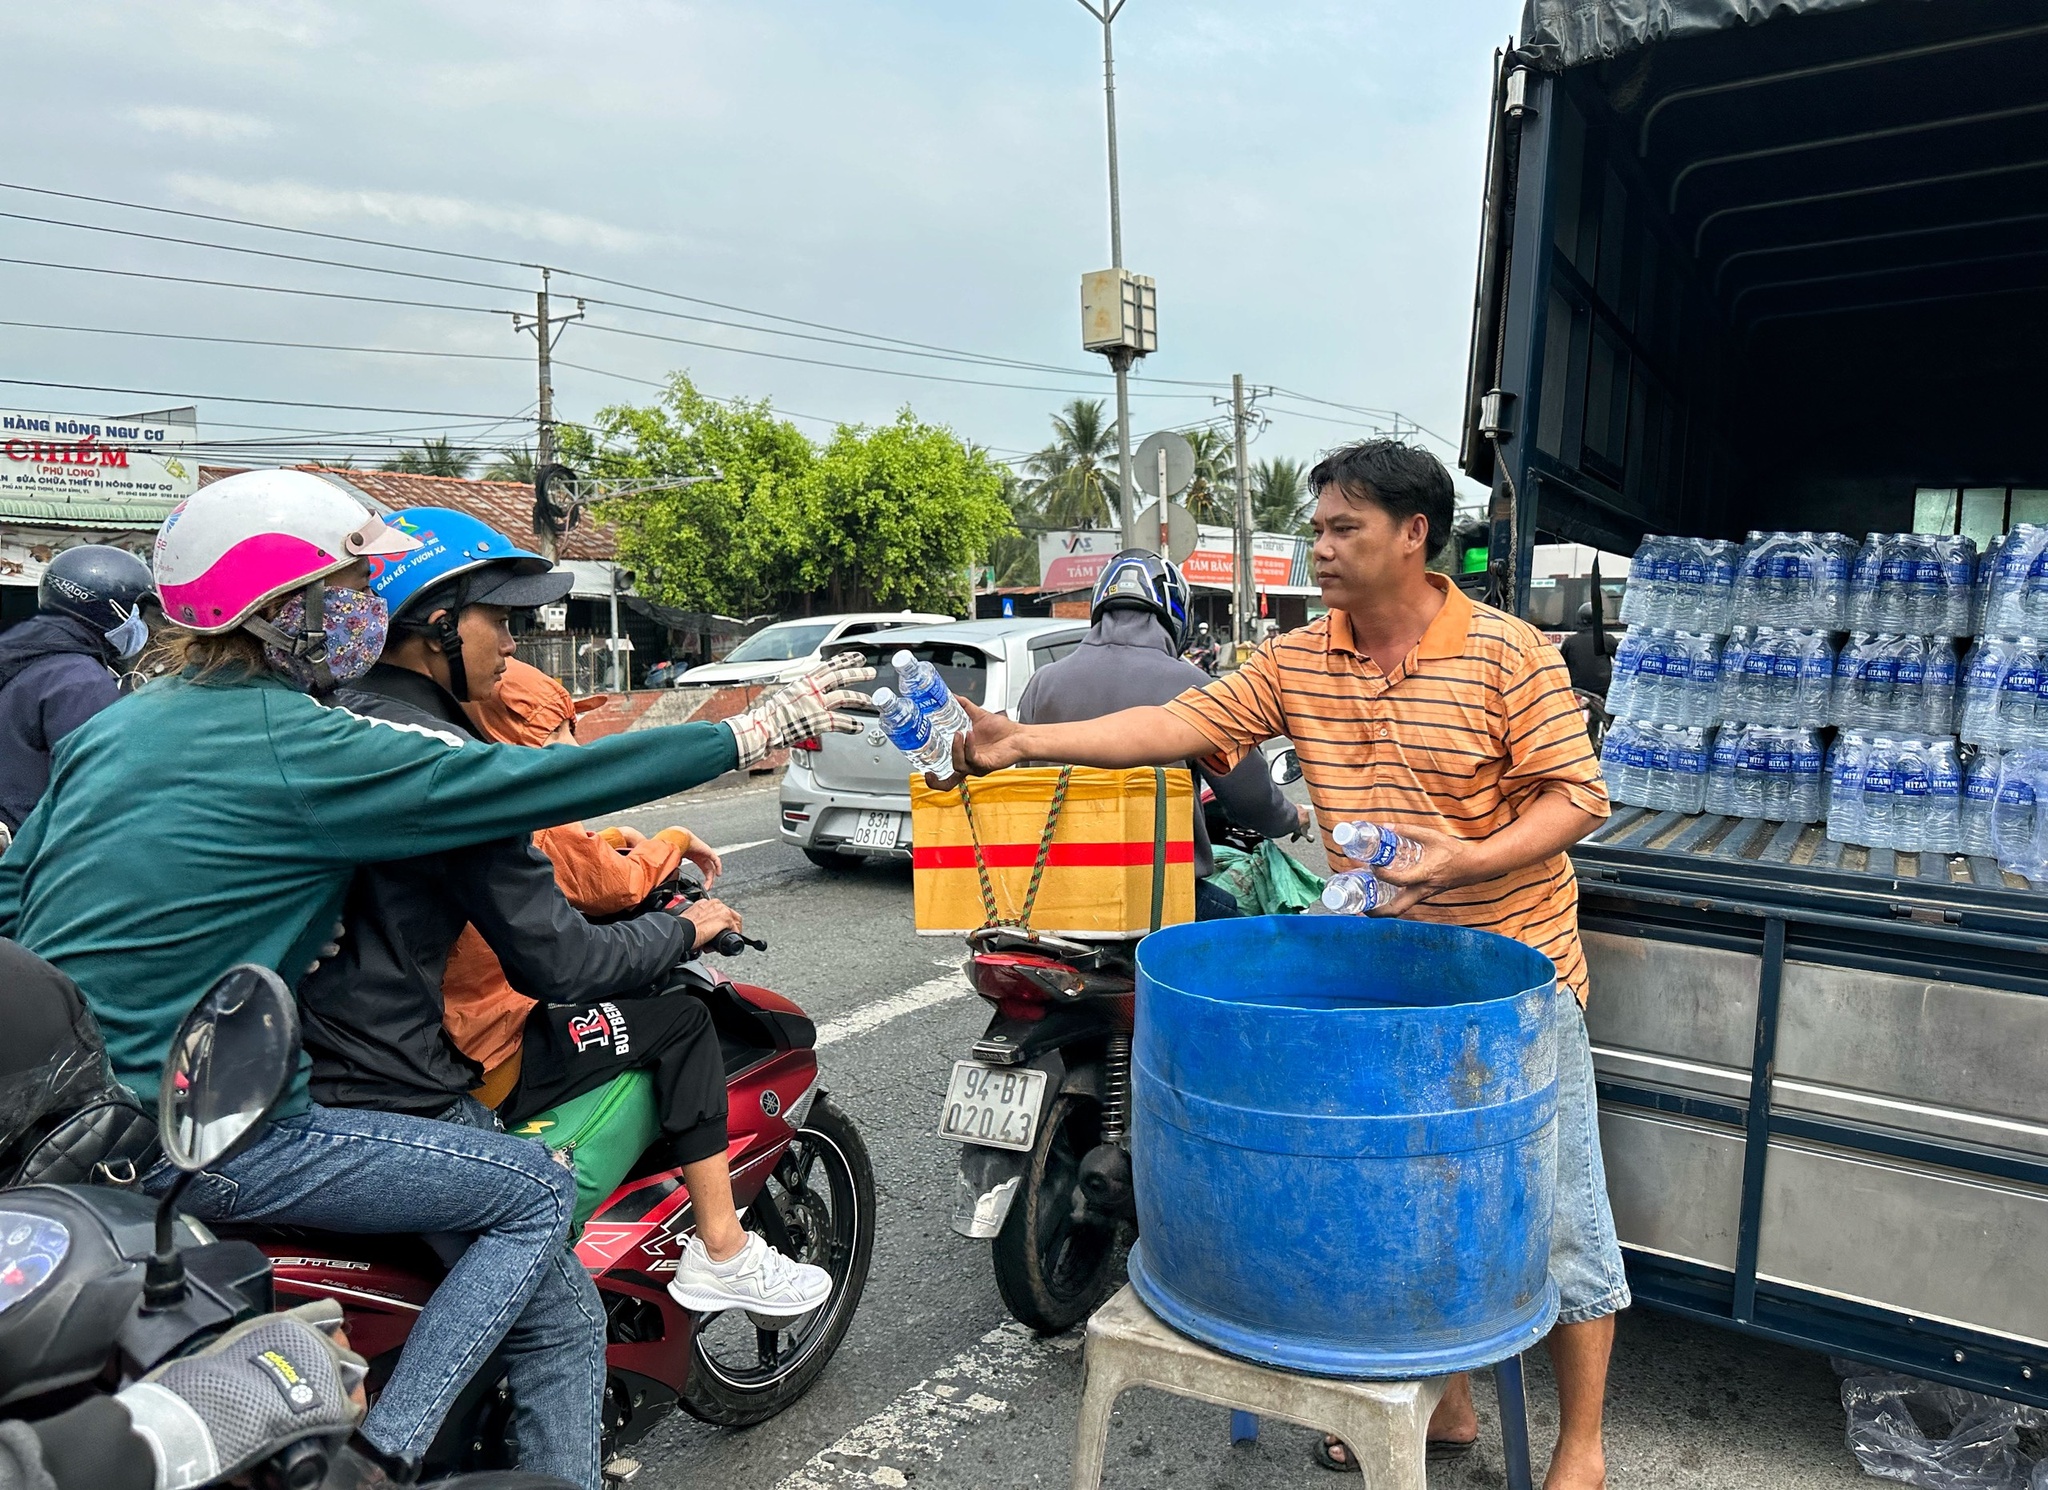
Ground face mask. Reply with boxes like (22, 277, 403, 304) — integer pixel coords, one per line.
(103, 607, 149, 660)
(262, 587, 389, 690)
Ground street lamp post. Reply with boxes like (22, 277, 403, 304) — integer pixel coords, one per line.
(1074, 0, 1153, 551)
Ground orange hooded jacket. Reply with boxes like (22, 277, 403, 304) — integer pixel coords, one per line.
(442, 660, 696, 1085)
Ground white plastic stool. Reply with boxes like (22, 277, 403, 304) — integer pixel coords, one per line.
(1071, 1285, 1447, 1489)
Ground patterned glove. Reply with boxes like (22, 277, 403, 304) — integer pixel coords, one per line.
(726, 653, 877, 768)
(118, 1300, 366, 1490)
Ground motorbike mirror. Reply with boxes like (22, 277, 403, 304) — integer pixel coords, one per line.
(1269, 747, 1303, 787)
(159, 965, 300, 1174)
(145, 968, 299, 1312)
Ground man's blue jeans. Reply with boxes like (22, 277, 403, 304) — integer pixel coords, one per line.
(145, 1102, 605, 1490)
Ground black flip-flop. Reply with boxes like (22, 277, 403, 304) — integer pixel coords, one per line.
(1314, 1434, 1478, 1471)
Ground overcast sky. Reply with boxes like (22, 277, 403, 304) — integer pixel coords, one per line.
(3, 1, 1518, 490)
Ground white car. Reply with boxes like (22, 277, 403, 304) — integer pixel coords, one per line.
(673, 611, 953, 688)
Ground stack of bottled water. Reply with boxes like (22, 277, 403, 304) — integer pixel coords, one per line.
(872, 652, 969, 773)
(1703, 724, 1825, 823)
(1989, 750, 2048, 882)
(1730, 531, 1855, 631)
(1599, 721, 1712, 814)
(1958, 637, 2048, 750)
(1824, 733, 1963, 853)
(1959, 746, 2002, 857)
(1978, 525, 2048, 636)
(1717, 627, 1835, 727)
(1830, 634, 1959, 734)
(1619, 536, 1738, 632)
(1606, 629, 1721, 725)
(1847, 533, 1976, 635)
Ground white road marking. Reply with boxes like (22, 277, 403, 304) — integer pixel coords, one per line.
(710, 837, 775, 855)
(773, 1321, 1079, 1489)
(813, 971, 972, 1048)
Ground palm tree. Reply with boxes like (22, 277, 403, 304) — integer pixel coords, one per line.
(1181, 427, 1237, 526)
(987, 466, 1041, 587)
(382, 436, 474, 478)
(1252, 456, 1309, 535)
(1026, 399, 1118, 528)
(484, 445, 536, 483)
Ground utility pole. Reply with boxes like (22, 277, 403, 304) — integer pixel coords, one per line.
(512, 267, 585, 560)
(1076, 0, 1142, 549)
(1231, 374, 1254, 657)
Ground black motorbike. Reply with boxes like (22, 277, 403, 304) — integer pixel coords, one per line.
(942, 747, 1303, 1333)
(0, 958, 567, 1489)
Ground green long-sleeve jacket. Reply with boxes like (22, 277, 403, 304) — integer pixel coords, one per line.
(0, 673, 740, 1115)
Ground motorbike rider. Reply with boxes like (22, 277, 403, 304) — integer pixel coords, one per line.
(1183, 620, 1220, 675)
(0, 470, 871, 1490)
(0, 545, 154, 839)
(299, 511, 831, 1320)
(1016, 551, 1308, 920)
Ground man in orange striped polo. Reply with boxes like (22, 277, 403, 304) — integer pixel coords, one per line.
(953, 440, 1623, 1490)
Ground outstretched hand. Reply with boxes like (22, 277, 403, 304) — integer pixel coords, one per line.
(922, 697, 1023, 791)
(728, 652, 878, 768)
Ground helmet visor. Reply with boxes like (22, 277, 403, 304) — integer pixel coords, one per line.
(344, 514, 423, 559)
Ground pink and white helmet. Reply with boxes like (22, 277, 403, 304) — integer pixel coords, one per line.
(154, 470, 419, 633)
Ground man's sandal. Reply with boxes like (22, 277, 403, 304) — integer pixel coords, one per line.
(1314, 1434, 1478, 1471)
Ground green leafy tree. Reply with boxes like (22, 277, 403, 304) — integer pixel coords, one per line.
(485, 445, 536, 483)
(381, 435, 474, 477)
(988, 465, 1042, 587)
(566, 375, 1008, 618)
(1026, 399, 1118, 528)
(794, 413, 1012, 615)
(564, 375, 814, 617)
(1181, 427, 1238, 527)
(1252, 456, 1310, 535)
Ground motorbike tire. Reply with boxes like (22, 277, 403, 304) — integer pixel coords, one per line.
(991, 1092, 1126, 1333)
(680, 1095, 876, 1427)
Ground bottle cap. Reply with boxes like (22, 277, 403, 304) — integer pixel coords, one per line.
(893, 649, 916, 670)
(874, 686, 898, 706)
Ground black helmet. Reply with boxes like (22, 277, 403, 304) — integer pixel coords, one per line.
(1576, 601, 1596, 626)
(41, 545, 155, 657)
(1090, 549, 1193, 650)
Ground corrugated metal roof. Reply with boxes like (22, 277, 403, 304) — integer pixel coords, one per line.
(198, 465, 618, 560)
(0, 498, 181, 529)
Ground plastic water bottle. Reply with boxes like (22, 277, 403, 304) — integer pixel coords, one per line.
(1997, 638, 2040, 750)
(1924, 638, 1958, 735)
(1332, 820, 1424, 871)
(1862, 739, 1898, 847)
(1670, 727, 1710, 814)
(1717, 630, 1749, 723)
(1925, 739, 1962, 854)
(893, 651, 968, 740)
(1960, 640, 2001, 746)
(1993, 753, 2045, 881)
(1600, 722, 1632, 803)
(1793, 730, 1825, 824)
(1960, 747, 2000, 857)
(1683, 634, 1721, 727)
(1895, 739, 1930, 852)
(1732, 726, 1768, 818)
(1827, 736, 1866, 844)
(1322, 869, 1394, 915)
(872, 687, 952, 774)
(1704, 728, 1739, 816)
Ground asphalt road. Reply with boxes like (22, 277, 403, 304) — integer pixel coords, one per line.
(590, 778, 1872, 1490)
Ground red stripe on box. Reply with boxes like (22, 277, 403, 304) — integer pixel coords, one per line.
(913, 842, 1195, 870)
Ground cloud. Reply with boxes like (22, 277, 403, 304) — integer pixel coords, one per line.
(124, 106, 273, 143)
(165, 173, 658, 254)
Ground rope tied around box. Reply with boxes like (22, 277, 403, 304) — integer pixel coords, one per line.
(959, 766, 1071, 929)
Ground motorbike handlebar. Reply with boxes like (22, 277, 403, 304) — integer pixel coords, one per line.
(676, 883, 768, 957)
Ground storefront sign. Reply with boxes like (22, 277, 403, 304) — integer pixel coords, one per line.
(1, 411, 196, 506)
(1037, 527, 1316, 595)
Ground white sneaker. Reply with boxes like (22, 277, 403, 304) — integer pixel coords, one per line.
(667, 1232, 834, 1318)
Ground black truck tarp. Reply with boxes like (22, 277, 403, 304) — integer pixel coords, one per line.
(1520, 0, 1892, 69)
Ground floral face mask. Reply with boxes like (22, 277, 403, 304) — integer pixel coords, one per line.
(261, 587, 389, 690)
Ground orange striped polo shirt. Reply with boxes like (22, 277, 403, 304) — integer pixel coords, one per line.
(1162, 575, 1609, 998)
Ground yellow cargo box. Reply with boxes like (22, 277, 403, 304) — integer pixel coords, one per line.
(910, 766, 1195, 938)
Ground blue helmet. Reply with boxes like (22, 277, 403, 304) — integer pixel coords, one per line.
(368, 507, 569, 623)
(1090, 549, 1193, 650)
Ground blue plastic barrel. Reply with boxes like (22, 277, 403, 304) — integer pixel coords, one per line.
(1127, 915, 1560, 1378)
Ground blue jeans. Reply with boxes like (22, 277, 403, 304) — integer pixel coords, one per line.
(1549, 984, 1631, 1325)
(1194, 877, 1243, 920)
(145, 1103, 605, 1489)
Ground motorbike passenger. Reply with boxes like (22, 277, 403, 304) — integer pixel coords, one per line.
(0, 470, 870, 1490)
(0, 545, 154, 840)
(296, 517, 830, 1316)
(1015, 550, 1308, 920)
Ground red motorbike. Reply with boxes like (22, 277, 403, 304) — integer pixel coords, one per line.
(241, 927, 875, 1477)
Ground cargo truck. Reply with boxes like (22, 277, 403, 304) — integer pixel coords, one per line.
(1460, 0, 2048, 1405)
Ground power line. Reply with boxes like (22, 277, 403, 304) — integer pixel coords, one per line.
(0, 376, 523, 421)
(0, 256, 514, 316)
(0, 319, 530, 365)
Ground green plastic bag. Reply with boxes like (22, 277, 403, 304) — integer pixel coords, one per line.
(510, 1071, 662, 1236)
(1207, 840, 1328, 915)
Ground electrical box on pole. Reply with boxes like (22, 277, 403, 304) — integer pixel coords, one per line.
(1080, 269, 1157, 354)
